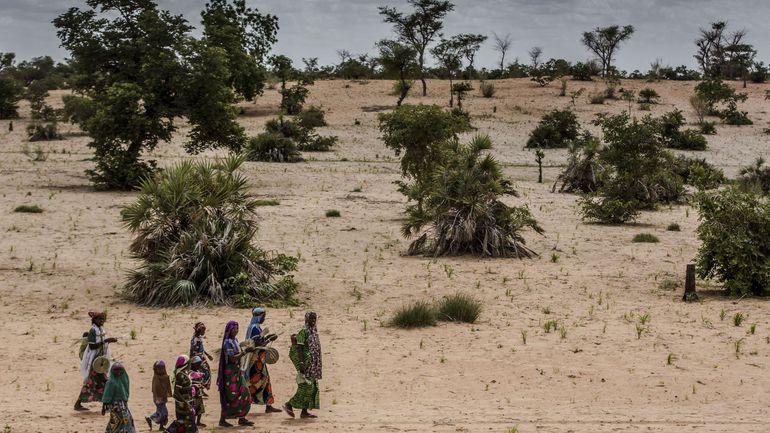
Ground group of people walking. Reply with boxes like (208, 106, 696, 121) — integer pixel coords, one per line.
(74, 309, 323, 432)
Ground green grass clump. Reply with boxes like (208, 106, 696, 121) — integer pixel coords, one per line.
(325, 209, 341, 218)
(390, 301, 436, 329)
(666, 223, 680, 231)
(436, 293, 482, 323)
(632, 233, 659, 243)
(14, 205, 43, 213)
(254, 199, 280, 206)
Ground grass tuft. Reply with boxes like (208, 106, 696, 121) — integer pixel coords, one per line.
(254, 199, 280, 206)
(666, 223, 681, 231)
(436, 293, 482, 323)
(390, 301, 436, 329)
(14, 205, 43, 213)
(325, 209, 341, 218)
(632, 233, 659, 243)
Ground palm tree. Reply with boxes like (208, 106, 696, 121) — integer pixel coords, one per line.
(121, 155, 297, 306)
(403, 135, 543, 258)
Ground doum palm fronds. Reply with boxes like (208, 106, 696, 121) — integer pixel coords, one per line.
(121, 154, 298, 307)
(403, 135, 543, 258)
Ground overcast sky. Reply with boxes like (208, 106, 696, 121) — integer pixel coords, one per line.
(1, 0, 768, 72)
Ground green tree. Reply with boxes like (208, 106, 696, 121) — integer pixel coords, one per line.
(54, 0, 245, 189)
(0, 52, 23, 119)
(581, 25, 635, 77)
(270, 54, 313, 115)
(379, 0, 455, 96)
(431, 36, 464, 107)
(201, 0, 278, 101)
(377, 40, 418, 106)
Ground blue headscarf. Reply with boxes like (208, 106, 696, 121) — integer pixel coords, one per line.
(246, 308, 265, 340)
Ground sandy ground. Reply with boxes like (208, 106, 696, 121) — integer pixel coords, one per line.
(1, 78, 770, 433)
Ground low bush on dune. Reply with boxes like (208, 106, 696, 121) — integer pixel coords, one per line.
(479, 82, 495, 98)
(296, 105, 328, 129)
(672, 155, 725, 190)
(121, 155, 299, 307)
(245, 133, 302, 162)
(657, 110, 708, 151)
(14, 205, 43, 213)
(738, 158, 770, 195)
(552, 135, 604, 193)
(632, 233, 659, 243)
(436, 293, 482, 323)
(390, 301, 437, 329)
(526, 109, 580, 149)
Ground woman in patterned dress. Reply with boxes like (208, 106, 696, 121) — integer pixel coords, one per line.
(75, 311, 117, 411)
(189, 322, 213, 392)
(102, 363, 136, 433)
(165, 355, 197, 433)
(283, 311, 322, 418)
(217, 320, 255, 427)
(246, 308, 280, 413)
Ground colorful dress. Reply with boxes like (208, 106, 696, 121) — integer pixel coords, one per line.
(189, 336, 211, 389)
(105, 401, 136, 433)
(166, 370, 197, 433)
(79, 326, 109, 403)
(190, 371, 205, 418)
(219, 337, 252, 419)
(288, 328, 320, 410)
(246, 315, 274, 406)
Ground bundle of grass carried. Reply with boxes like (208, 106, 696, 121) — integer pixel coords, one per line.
(526, 109, 580, 149)
(403, 135, 543, 257)
(121, 155, 298, 307)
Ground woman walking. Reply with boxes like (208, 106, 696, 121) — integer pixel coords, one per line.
(165, 355, 197, 433)
(75, 311, 117, 411)
(189, 322, 213, 392)
(217, 321, 255, 427)
(283, 312, 322, 419)
(102, 363, 136, 433)
(245, 308, 280, 413)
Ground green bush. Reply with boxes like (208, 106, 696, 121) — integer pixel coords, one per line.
(632, 233, 659, 243)
(479, 82, 495, 98)
(296, 106, 327, 129)
(672, 155, 725, 190)
(121, 155, 298, 306)
(695, 78, 750, 125)
(552, 135, 604, 193)
(657, 110, 707, 150)
(700, 121, 716, 135)
(390, 301, 437, 328)
(325, 209, 340, 217)
(436, 293, 482, 323)
(27, 122, 63, 141)
(245, 133, 301, 162)
(638, 88, 660, 104)
(0, 75, 23, 119)
(738, 158, 770, 195)
(254, 199, 280, 206)
(579, 195, 641, 224)
(526, 109, 580, 149)
(280, 84, 309, 115)
(299, 134, 338, 152)
(695, 187, 770, 295)
(589, 93, 605, 104)
(14, 205, 43, 213)
(722, 103, 752, 126)
(390, 79, 414, 98)
(667, 223, 680, 231)
(570, 62, 594, 81)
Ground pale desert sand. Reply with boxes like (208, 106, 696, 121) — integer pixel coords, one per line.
(1, 78, 770, 433)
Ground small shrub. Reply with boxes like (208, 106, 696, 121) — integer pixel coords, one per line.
(722, 105, 752, 126)
(657, 110, 707, 150)
(638, 88, 660, 104)
(672, 155, 725, 190)
(390, 301, 436, 328)
(738, 158, 770, 195)
(254, 199, 280, 206)
(14, 205, 43, 213)
(525, 109, 580, 149)
(296, 106, 327, 129)
(436, 293, 482, 323)
(552, 135, 604, 193)
(667, 223, 680, 231)
(479, 82, 495, 98)
(570, 62, 594, 81)
(390, 79, 413, 98)
(298, 134, 338, 152)
(325, 209, 341, 217)
(27, 122, 63, 141)
(671, 129, 707, 151)
(589, 92, 606, 104)
(449, 107, 472, 130)
(579, 195, 641, 224)
(280, 85, 309, 115)
(244, 133, 301, 163)
(733, 312, 745, 327)
(632, 233, 659, 243)
(638, 103, 652, 111)
(700, 121, 716, 135)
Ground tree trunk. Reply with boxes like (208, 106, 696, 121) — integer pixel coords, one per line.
(449, 77, 454, 107)
(418, 52, 427, 96)
(683, 263, 698, 301)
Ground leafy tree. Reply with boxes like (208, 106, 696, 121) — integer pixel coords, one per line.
(431, 37, 464, 106)
(581, 25, 635, 77)
(452, 82, 472, 110)
(0, 52, 23, 119)
(54, 0, 246, 189)
(453, 33, 487, 77)
(201, 0, 278, 101)
(403, 135, 543, 257)
(379, 0, 455, 96)
(492, 33, 512, 74)
(695, 21, 756, 83)
(26, 79, 63, 141)
(377, 39, 418, 106)
(121, 155, 299, 306)
(695, 186, 770, 296)
(270, 54, 313, 115)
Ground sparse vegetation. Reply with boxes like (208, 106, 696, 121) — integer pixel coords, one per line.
(390, 301, 437, 329)
(14, 205, 43, 213)
(666, 223, 680, 231)
(436, 293, 482, 323)
(325, 209, 341, 218)
(632, 233, 659, 243)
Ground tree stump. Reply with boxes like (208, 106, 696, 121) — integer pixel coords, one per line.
(683, 263, 698, 301)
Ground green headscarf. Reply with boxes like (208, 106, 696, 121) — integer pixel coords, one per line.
(102, 363, 130, 404)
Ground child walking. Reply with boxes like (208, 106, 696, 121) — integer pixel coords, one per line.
(146, 360, 172, 431)
(190, 356, 207, 428)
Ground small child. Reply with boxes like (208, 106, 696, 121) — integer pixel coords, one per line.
(190, 356, 207, 428)
(146, 360, 172, 431)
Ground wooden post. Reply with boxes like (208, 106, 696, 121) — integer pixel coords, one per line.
(683, 263, 697, 301)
